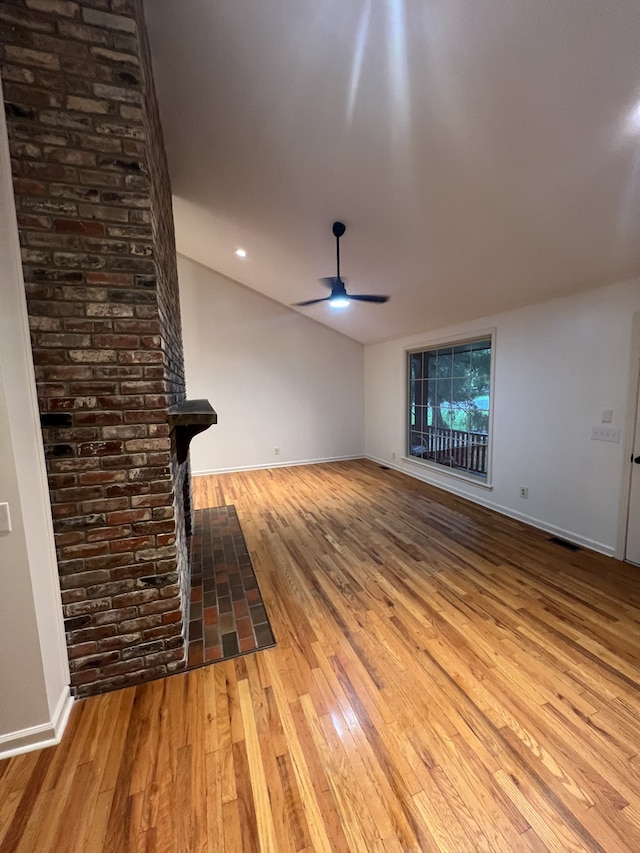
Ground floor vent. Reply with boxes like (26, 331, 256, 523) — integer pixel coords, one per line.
(548, 536, 580, 552)
(379, 466, 390, 470)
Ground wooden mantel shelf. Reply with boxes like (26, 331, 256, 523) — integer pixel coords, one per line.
(167, 399, 217, 463)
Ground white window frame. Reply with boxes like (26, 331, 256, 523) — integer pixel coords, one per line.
(404, 330, 496, 487)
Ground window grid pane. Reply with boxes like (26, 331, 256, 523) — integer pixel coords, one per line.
(407, 339, 491, 478)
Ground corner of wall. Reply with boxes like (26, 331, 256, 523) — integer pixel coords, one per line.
(0, 78, 71, 755)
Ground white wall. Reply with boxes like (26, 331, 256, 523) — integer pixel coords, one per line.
(178, 255, 364, 473)
(0, 94, 72, 757)
(365, 279, 640, 556)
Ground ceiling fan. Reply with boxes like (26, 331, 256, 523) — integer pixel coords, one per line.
(293, 221, 390, 308)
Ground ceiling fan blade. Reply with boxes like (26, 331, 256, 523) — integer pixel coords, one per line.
(293, 296, 331, 307)
(348, 294, 390, 303)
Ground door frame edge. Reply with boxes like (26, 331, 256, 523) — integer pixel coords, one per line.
(617, 310, 640, 562)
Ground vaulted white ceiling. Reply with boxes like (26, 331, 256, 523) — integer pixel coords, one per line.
(144, 0, 640, 344)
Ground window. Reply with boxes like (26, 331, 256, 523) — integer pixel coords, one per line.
(407, 337, 492, 479)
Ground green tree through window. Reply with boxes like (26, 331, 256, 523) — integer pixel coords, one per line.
(408, 338, 491, 478)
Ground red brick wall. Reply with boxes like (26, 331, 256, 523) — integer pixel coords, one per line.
(1, 0, 190, 695)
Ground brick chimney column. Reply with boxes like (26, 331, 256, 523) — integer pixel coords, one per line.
(1, 0, 191, 696)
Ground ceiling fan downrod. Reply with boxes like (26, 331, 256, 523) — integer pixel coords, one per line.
(333, 221, 346, 282)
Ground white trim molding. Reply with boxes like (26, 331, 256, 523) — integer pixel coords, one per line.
(0, 690, 73, 760)
(191, 454, 362, 477)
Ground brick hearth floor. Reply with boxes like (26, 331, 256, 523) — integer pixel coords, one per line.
(187, 505, 276, 668)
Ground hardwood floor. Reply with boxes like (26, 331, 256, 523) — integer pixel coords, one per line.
(2, 459, 640, 852)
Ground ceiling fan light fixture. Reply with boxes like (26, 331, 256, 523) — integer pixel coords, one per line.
(329, 295, 350, 308)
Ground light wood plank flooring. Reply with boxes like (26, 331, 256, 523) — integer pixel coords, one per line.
(2, 459, 640, 852)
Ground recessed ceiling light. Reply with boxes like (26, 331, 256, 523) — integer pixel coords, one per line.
(235, 248, 247, 258)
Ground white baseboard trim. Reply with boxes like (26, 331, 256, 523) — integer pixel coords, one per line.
(191, 454, 362, 477)
(0, 688, 74, 759)
(366, 455, 615, 558)
(483, 501, 615, 557)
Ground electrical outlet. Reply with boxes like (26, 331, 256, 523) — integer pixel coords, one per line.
(519, 486, 528, 499)
(274, 447, 280, 455)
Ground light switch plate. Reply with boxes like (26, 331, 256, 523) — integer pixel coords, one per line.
(591, 426, 620, 443)
(0, 502, 11, 533)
